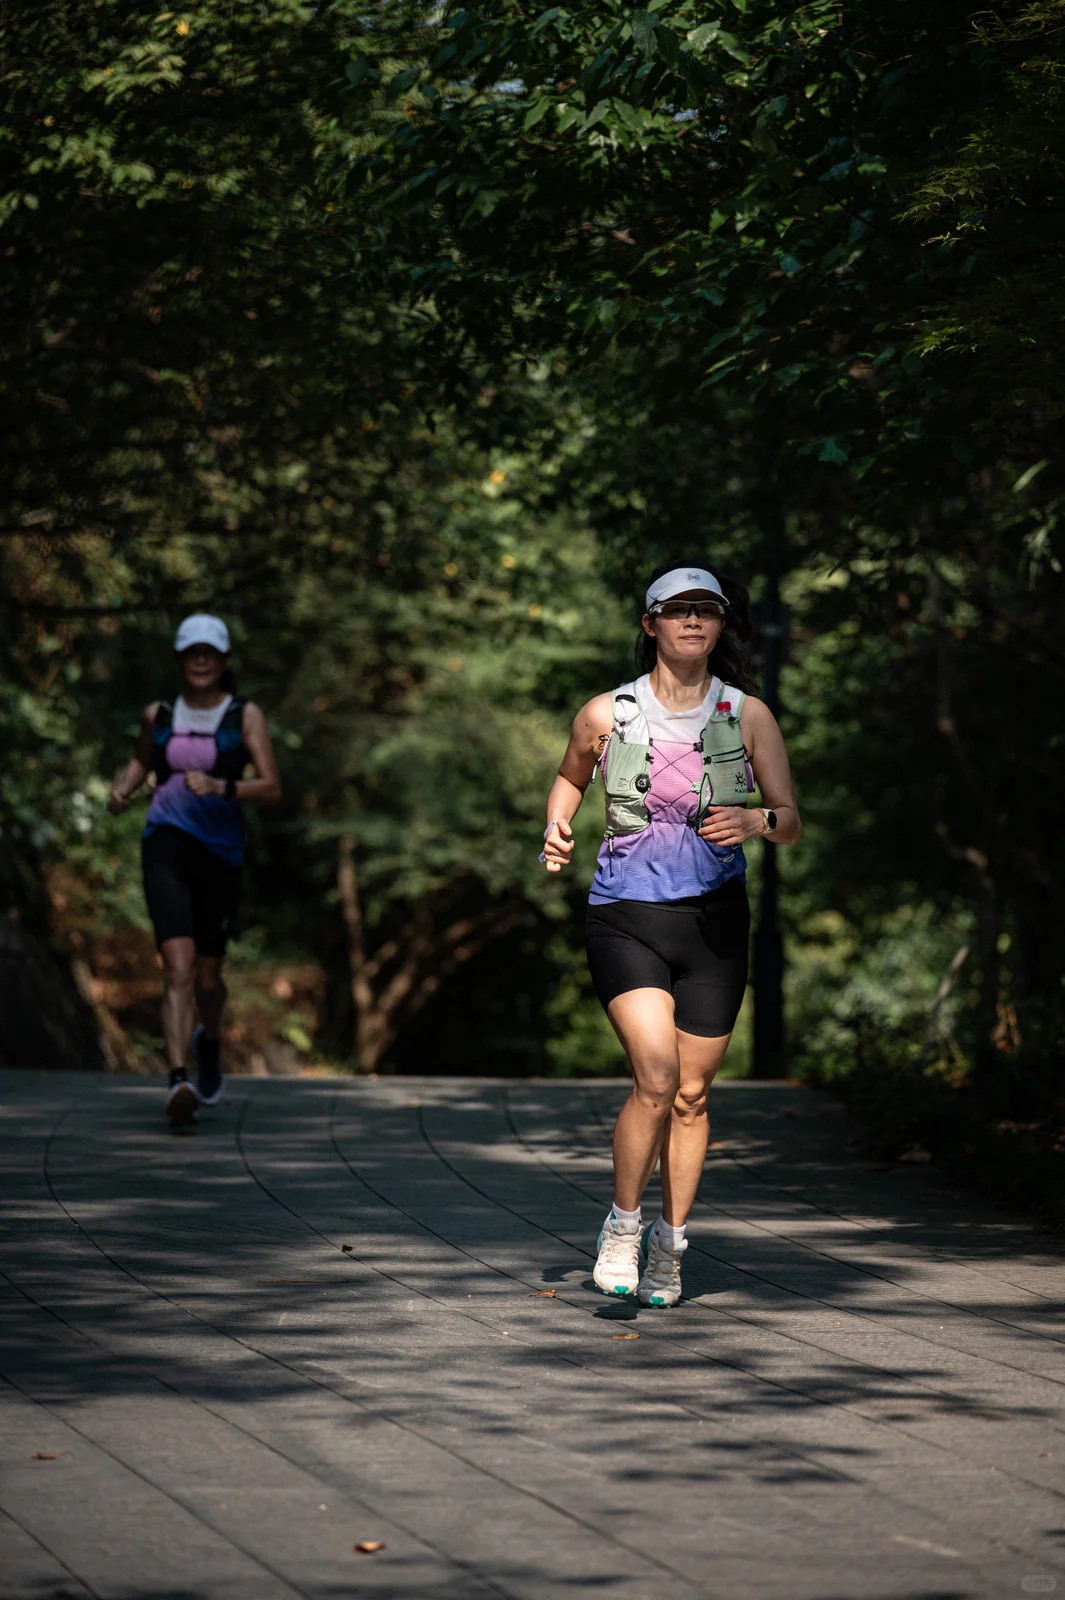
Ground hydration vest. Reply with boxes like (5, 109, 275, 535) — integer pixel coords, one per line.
(150, 698, 249, 785)
(593, 680, 750, 843)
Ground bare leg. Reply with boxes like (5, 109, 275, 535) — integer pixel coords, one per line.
(194, 955, 227, 1040)
(659, 1030, 732, 1226)
(160, 937, 197, 1075)
(605, 987, 680, 1212)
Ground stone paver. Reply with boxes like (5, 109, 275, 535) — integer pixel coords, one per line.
(1, 1069, 1064, 1600)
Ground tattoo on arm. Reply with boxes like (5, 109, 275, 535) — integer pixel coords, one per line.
(593, 732, 609, 756)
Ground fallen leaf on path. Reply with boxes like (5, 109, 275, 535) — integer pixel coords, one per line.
(528, 1289, 556, 1298)
(1039, 1450, 1054, 1458)
(341, 1244, 353, 1253)
(898, 1148, 932, 1164)
(353, 1541, 386, 1554)
(32, 1452, 57, 1460)
(611, 1331, 640, 1341)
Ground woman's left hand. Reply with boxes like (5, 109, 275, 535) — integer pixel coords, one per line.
(698, 806, 765, 848)
(185, 770, 225, 797)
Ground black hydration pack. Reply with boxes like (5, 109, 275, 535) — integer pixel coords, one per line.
(150, 698, 249, 785)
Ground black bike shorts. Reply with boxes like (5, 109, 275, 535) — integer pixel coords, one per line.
(585, 877, 750, 1038)
(141, 825, 242, 957)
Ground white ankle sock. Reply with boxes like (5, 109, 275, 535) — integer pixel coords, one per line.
(655, 1217, 686, 1250)
(609, 1203, 642, 1235)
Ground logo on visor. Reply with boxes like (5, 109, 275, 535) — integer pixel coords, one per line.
(687, 572, 700, 580)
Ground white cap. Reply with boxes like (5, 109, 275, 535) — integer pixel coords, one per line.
(645, 567, 726, 612)
(174, 613, 231, 655)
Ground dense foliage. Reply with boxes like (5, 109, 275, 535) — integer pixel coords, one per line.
(2, 1, 1062, 1211)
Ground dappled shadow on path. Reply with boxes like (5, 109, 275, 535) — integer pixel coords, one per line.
(0, 1071, 1062, 1600)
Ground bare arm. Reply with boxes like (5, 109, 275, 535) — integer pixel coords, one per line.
(543, 692, 613, 873)
(184, 702, 282, 804)
(107, 703, 159, 814)
(697, 695, 802, 848)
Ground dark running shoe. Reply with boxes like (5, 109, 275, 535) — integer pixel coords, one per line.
(192, 1026, 225, 1106)
(166, 1070, 198, 1129)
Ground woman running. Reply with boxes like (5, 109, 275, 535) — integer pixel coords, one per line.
(107, 615, 281, 1126)
(542, 562, 800, 1306)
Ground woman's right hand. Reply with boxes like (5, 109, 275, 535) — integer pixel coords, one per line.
(542, 819, 574, 873)
(107, 790, 130, 815)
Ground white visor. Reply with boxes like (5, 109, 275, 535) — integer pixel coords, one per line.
(645, 567, 726, 612)
(174, 613, 231, 655)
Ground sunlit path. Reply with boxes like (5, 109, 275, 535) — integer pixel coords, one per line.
(2, 1070, 1063, 1600)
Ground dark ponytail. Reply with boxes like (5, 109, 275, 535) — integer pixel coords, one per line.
(635, 560, 758, 695)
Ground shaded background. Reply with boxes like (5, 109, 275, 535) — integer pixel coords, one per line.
(2, 0, 1062, 1223)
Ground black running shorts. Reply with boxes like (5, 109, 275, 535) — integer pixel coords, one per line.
(585, 877, 750, 1038)
(141, 825, 242, 957)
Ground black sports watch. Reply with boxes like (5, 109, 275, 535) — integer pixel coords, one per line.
(760, 808, 778, 835)
(224, 778, 238, 801)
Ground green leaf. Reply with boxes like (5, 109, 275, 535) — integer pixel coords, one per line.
(282, 1021, 312, 1053)
(687, 22, 721, 50)
(631, 11, 658, 57)
(716, 31, 752, 65)
(529, 5, 565, 32)
(523, 97, 551, 131)
(1013, 458, 1049, 494)
(657, 27, 680, 67)
(778, 253, 802, 276)
(818, 437, 848, 464)
(387, 67, 418, 100)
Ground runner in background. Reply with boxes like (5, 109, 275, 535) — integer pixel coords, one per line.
(541, 562, 801, 1306)
(107, 615, 281, 1126)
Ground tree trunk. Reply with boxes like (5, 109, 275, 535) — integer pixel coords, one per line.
(336, 836, 525, 1074)
(69, 957, 143, 1073)
(929, 564, 1000, 1069)
(337, 833, 384, 1074)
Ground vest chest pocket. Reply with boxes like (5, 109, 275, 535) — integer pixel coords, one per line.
(699, 718, 750, 807)
(603, 733, 653, 836)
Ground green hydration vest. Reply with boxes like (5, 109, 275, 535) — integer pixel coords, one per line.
(593, 680, 749, 849)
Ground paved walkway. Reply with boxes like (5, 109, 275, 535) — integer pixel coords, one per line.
(1, 1071, 1063, 1600)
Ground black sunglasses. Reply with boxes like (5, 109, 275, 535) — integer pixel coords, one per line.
(651, 601, 726, 622)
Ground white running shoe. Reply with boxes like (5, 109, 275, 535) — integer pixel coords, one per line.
(638, 1222, 687, 1307)
(593, 1215, 643, 1298)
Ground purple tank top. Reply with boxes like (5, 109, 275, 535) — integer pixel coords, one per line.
(144, 699, 245, 866)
